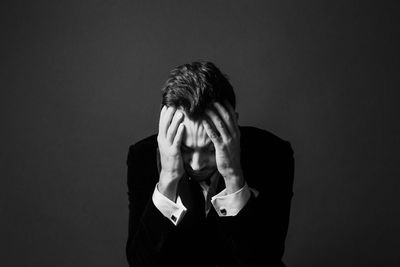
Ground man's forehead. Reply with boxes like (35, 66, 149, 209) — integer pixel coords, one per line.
(180, 111, 212, 147)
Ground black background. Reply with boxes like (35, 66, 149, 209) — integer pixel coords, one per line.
(1, 1, 399, 266)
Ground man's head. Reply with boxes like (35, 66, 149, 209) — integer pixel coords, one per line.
(161, 61, 237, 182)
(161, 61, 236, 120)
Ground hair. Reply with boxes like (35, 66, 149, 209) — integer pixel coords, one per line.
(161, 61, 236, 120)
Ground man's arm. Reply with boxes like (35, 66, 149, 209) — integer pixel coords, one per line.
(202, 103, 294, 265)
(214, 141, 295, 266)
(126, 142, 176, 267)
(126, 107, 187, 266)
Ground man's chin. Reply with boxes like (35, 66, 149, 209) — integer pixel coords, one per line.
(187, 169, 217, 182)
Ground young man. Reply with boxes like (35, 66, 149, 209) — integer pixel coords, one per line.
(126, 61, 295, 267)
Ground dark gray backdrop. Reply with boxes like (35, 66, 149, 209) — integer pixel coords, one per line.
(2, 1, 399, 266)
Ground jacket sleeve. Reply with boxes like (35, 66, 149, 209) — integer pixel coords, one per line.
(214, 141, 295, 267)
(125, 142, 176, 266)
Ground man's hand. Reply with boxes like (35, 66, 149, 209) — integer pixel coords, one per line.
(202, 102, 244, 194)
(157, 106, 185, 201)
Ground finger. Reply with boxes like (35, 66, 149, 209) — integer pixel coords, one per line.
(213, 102, 235, 136)
(158, 105, 167, 130)
(160, 105, 167, 114)
(160, 106, 176, 136)
(167, 110, 184, 143)
(223, 100, 240, 133)
(173, 123, 185, 147)
(202, 119, 222, 144)
(205, 108, 230, 142)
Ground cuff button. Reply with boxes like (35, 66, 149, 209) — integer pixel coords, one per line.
(220, 208, 227, 215)
(171, 215, 177, 222)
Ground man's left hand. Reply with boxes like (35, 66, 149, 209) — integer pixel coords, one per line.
(202, 101, 244, 194)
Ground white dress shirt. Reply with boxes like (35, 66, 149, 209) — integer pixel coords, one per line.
(152, 173, 257, 226)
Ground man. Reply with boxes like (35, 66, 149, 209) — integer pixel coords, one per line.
(126, 61, 295, 267)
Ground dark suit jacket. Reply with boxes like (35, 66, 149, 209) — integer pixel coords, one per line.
(126, 126, 295, 267)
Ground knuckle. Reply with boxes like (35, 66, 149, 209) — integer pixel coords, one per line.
(210, 133, 219, 140)
(220, 162, 228, 170)
(223, 114, 230, 122)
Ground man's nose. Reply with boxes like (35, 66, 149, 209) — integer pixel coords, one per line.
(190, 152, 204, 171)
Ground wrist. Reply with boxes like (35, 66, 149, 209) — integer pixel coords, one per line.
(158, 171, 181, 202)
(160, 169, 182, 181)
(223, 171, 245, 194)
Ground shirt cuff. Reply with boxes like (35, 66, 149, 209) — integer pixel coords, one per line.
(211, 182, 252, 217)
(152, 183, 187, 226)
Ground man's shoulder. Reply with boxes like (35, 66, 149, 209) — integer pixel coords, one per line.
(239, 126, 294, 192)
(129, 134, 157, 150)
(126, 134, 158, 163)
(239, 125, 293, 153)
(240, 125, 287, 142)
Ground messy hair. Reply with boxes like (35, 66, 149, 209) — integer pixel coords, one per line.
(161, 61, 236, 120)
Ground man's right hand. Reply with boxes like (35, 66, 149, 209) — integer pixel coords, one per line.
(157, 106, 185, 202)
